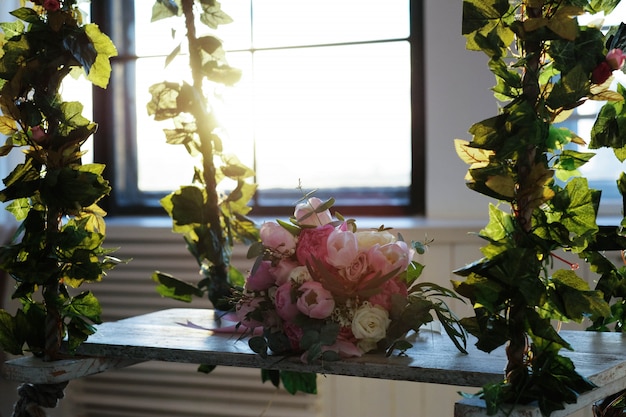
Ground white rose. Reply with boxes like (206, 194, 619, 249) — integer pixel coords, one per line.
(289, 265, 312, 284)
(355, 230, 396, 250)
(351, 303, 390, 343)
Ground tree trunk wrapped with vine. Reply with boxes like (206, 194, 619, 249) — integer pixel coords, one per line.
(454, 0, 626, 414)
(147, 0, 259, 311)
(0, 0, 119, 360)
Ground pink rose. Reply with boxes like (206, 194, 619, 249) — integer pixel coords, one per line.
(340, 252, 369, 282)
(367, 241, 412, 277)
(245, 260, 276, 291)
(275, 282, 300, 321)
(269, 259, 298, 286)
(43, 0, 61, 12)
(260, 222, 297, 254)
(296, 224, 334, 267)
(294, 197, 333, 226)
(368, 278, 408, 311)
(592, 61, 613, 84)
(296, 281, 335, 319)
(326, 227, 359, 268)
(606, 48, 626, 70)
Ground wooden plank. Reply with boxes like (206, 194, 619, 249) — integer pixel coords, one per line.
(2, 355, 141, 384)
(73, 308, 626, 390)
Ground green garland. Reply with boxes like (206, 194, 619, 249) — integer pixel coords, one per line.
(0, 0, 118, 360)
(454, 0, 626, 415)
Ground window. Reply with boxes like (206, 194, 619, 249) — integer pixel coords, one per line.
(91, 1, 423, 216)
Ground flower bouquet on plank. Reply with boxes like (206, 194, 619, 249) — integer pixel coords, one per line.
(234, 195, 468, 364)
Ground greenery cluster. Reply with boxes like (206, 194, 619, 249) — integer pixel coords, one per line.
(147, 0, 258, 312)
(0, 0, 118, 360)
(454, 0, 626, 415)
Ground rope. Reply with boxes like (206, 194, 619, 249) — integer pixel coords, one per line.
(11, 381, 69, 417)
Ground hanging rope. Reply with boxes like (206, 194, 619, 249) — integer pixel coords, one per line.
(11, 381, 69, 417)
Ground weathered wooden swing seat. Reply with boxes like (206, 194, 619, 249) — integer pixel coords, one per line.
(4, 308, 626, 417)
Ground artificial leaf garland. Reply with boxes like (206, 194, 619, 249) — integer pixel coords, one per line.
(455, 0, 626, 415)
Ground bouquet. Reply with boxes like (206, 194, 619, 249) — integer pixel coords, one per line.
(235, 197, 467, 364)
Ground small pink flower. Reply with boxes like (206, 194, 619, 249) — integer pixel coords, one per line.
(43, 0, 61, 12)
(31, 125, 48, 144)
(296, 223, 334, 267)
(606, 48, 626, 70)
(235, 296, 264, 329)
(592, 61, 613, 84)
(245, 260, 276, 292)
(296, 281, 335, 319)
(269, 259, 299, 286)
(260, 222, 297, 254)
(294, 197, 333, 226)
(326, 227, 359, 268)
(274, 282, 299, 321)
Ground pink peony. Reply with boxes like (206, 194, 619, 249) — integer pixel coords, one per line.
(294, 197, 333, 226)
(296, 224, 334, 267)
(260, 222, 297, 254)
(274, 282, 300, 321)
(296, 281, 335, 319)
(43, 0, 61, 12)
(367, 241, 413, 277)
(245, 260, 276, 291)
(606, 48, 626, 70)
(326, 227, 359, 268)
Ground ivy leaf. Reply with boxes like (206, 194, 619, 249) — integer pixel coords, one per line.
(152, 0, 180, 22)
(152, 271, 204, 302)
(551, 269, 611, 321)
(84, 24, 118, 88)
(10, 8, 40, 24)
(0, 309, 23, 355)
(555, 149, 595, 171)
(547, 6, 583, 41)
(280, 371, 317, 395)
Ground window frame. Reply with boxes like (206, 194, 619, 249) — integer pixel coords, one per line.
(91, 0, 425, 217)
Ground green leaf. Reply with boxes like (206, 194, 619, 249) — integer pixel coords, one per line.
(84, 24, 118, 88)
(280, 371, 317, 395)
(249, 336, 268, 358)
(66, 291, 103, 323)
(261, 369, 280, 387)
(0, 309, 23, 355)
(551, 269, 611, 321)
(555, 149, 595, 171)
(152, 0, 180, 22)
(152, 271, 204, 302)
(10, 8, 40, 24)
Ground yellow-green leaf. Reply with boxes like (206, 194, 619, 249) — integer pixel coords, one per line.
(0, 115, 16, 135)
(84, 24, 118, 88)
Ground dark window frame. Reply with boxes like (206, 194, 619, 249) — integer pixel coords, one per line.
(91, 0, 425, 217)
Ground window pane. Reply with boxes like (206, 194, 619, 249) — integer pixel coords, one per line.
(252, 42, 411, 193)
(252, 0, 410, 48)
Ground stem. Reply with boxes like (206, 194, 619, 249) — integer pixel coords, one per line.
(43, 206, 63, 362)
(506, 2, 544, 381)
(181, 0, 231, 308)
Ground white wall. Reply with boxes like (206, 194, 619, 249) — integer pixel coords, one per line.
(424, 0, 497, 221)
